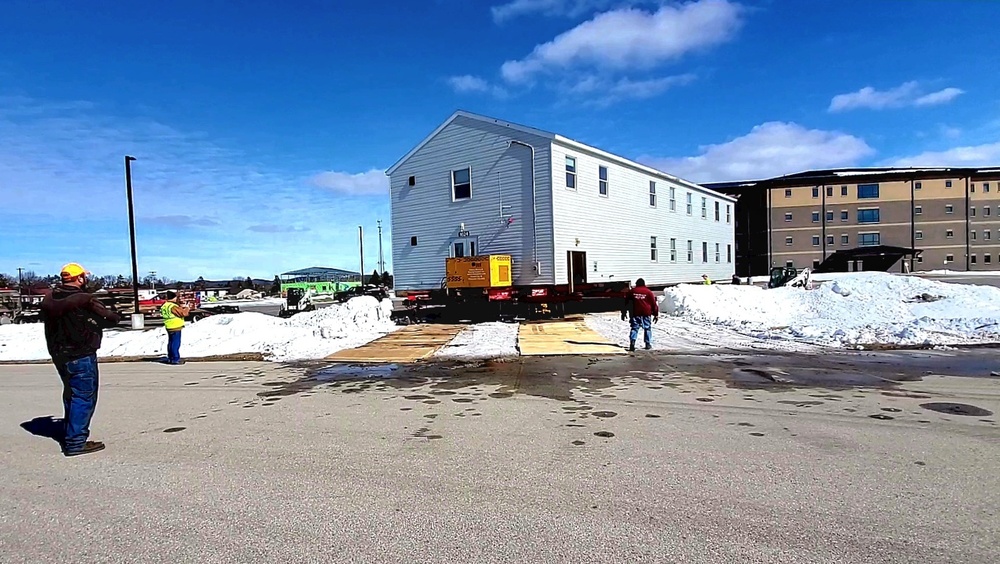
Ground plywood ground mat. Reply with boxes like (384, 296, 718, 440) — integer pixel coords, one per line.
(518, 320, 625, 356)
(326, 325, 464, 362)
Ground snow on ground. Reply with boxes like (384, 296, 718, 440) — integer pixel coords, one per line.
(914, 270, 1000, 277)
(201, 297, 287, 308)
(585, 313, 822, 353)
(433, 322, 519, 360)
(0, 297, 396, 363)
(659, 272, 1000, 348)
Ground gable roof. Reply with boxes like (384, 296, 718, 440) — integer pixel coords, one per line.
(385, 110, 555, 176)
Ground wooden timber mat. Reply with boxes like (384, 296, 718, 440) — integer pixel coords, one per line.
(517, 319, 625, 356)
(325, 324, 464, 363)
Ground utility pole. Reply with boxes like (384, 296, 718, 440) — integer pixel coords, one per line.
(125, 156, 140, 317)
(16, 267, 23, 312)
(149, 270, 157, 293)
(377, 220, 384, 273)
(358, 225, 365, 286)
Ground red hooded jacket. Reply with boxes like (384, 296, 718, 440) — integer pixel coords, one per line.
(625, 285, 659, 317)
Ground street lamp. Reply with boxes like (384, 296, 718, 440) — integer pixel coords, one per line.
(16, 267, 23, 312)
(149, 270, 157, 294)
(124, 156, 142, 328)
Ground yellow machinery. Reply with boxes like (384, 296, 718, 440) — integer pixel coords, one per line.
(445, 255, 512, 289)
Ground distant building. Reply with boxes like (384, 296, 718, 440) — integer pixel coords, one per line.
(705, 167, 1000, 275)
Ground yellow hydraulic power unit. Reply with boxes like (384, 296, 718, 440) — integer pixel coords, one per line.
(446, 255, 513, 289)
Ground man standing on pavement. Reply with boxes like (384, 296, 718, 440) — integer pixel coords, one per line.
(40, 263, 121, 456)
(620, 278, 659, 352)
(160, 291, 189, 365)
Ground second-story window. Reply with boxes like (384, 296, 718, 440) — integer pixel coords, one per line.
(714, 201, 720, 221)
(452, 167, 472, 200)
(669, 187, 676, 211)
(701, 197, 707, 218)
(858, 183, 879, 199)
(598, 165, 608, 196)
(565, 156, 577, 190)
(686, 192, 693, 215)
(649, 181, 657, 207)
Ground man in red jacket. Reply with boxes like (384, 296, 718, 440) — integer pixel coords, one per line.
(620, 278, 659, 352)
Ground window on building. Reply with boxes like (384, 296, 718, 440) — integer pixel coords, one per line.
(785, 212, 793, 222)
(987, 207, 993, 217)
(812, 211, 820, 222)
(649, 181, 656, 207)
(841, 210, 849, 221)
(986, 254, 993, 264)
(410, 236, 418, 246)
(650, 236, 658, 261)
(915, 181, 922, 190)
(946, 204, 954, 214)
(451, 167, 473, 200)
(785, 236, 793, 246)
(727, 244, 732, 263)
(598, 165, 608, 196)
(686, 192, 693, 215)
(972, 255, 978, 265)
(946, 229, 954, 238)
(946, 180, 953, 188)
(812, 235, 820, 246)
(565, 156, 576, 189)
(972, 231, 978, 240)
(986, 230, 992, 241)
(986, 183, 992, 193)
(826, 186, 833, 197)
(859, 233, 881, 246)
(726, 204, 731, 223)
(669, 187, 676, 211)
(714, 201, 720, 221)
(858, 184, 880, 199)
(785, 261, 794, 268)
(715, 243, 720, 262)
(857, 208, 880, 223)
(841, 185, 848, 196)
(453, 242, 468, 258)
(915, 206, 923, 215)
(784, 189, 792, 198)
(971, 184, 976, 193)
(826, 211, 834, 222)
(917, 256, 923, 263)
(670, 238, 677, 262)
(972, 207, 977, 217)
(687, 240, 693, 262)
(702, 241, 708, 263)
(810, 187, 818, 198)
(813, 259, 821, 270)
(945, 254, 954, 263)
(824, 235, 833, 245)
(841, 234, 849, 245)
(915, 231, 923, 240)
(702, 197, 708, 218)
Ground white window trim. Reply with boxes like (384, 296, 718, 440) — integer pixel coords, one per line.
(451, 167, 472, 202)
(857, 207, 881, 224)
(598, 165, 609, 198)
(650, 236, 658, 262)
(565, 156, 577, 191)
(649, 181, 657, 207)
(669, 238, 677, 262)
(669, 187, 676, 212)
(858, 231, 881, 247)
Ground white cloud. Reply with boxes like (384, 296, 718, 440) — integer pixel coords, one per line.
(569, 73, 696, 106)
(491, 0, 619, 22)
(248, 224, 310, 233)
(500, 0, 743, 83)
(640, 122, 875, 183)
(446, 75, 509, 98)
(829, 82, 964, 112)
(310, 169, 389, 196)
(146, 215, 220, 228)
(888, 142, 1000, 168)
(914, 87, 965, 107)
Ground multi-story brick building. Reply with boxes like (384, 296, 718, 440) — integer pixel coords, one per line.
(705, 167, 1000, 276)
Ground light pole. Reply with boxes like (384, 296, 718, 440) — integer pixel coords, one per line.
(377, 220, 384, 274)
(149, 270, 157, 294)
(16, 267, 23, 312)
(125, 156, 142, 325)
(358, 225, 365, 285)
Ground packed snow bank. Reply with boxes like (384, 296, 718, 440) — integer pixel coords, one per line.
(0, 297, 396, 363)
(661, 272, 1000, 348)
(433, 322, 519, 360)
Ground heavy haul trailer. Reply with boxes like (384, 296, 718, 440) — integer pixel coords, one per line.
(397, 254, 630, 321)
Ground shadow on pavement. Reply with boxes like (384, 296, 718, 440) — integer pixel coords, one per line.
(20, 416, 64, 444)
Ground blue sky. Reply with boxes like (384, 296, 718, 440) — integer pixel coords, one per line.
(2, 0, 998, 280)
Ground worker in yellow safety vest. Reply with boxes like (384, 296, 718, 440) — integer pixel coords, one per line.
(701, 274, 713, 285)
(161, 291, 190, 365)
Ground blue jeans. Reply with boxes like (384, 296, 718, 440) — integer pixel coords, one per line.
(167, 330, 182, 363)
(629, 315, 653, 347)
(54, 354, 99, 452)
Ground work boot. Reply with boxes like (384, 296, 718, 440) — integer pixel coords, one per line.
(64, 441, 106, 457)
(644, 343, 652, 350)
(628, 340, 636, 352)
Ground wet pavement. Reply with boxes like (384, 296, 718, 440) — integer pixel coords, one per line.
(1, 348, 999, 563)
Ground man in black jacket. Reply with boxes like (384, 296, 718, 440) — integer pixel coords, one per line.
(40, 263, 121, 456)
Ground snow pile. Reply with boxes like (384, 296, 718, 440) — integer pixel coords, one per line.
(660, 272, 1000, 348)
(0, 297, 396, 363)
(434, 322, 519, 360)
